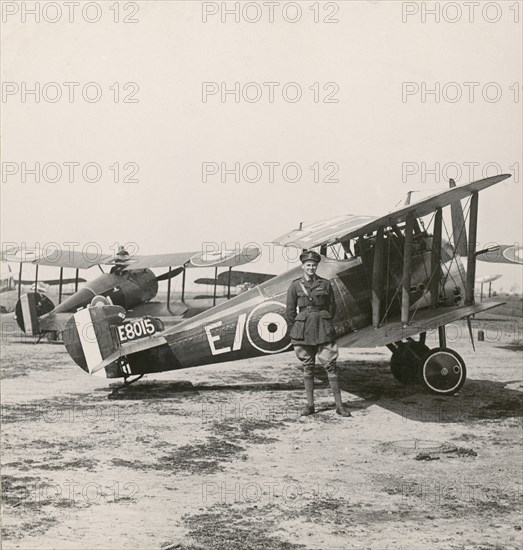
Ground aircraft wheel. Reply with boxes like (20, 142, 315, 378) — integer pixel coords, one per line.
(417, 348, 466, 395)
(390, 341, 430, 385)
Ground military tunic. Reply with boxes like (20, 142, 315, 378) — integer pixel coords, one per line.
(286, 275, 337, 345)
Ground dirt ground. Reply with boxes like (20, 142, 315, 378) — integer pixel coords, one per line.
(1, 317, 522, 550)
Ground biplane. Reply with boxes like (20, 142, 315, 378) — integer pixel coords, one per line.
(61, 174, 512, 396)
(475, 274, 502, 301)
(0, 261, 86, 314)
(7, 246, 261, 340)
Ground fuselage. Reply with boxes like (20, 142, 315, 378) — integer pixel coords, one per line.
(120, 234, 467, 377)
(54, 269, 158, 314)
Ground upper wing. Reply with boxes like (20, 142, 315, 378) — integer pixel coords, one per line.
(273, 214, 377, 249)
(121, 252, 199, 269)
(475, 274, 502, 284)
(1, 246, 261, 270)
(188, 246, 260, 267)
(273, 174, 511, 249)
(2, 249, 114, 269)
(477, 244, 523, 265)
(127, 247, 261, 269)
(337, 301, 502, 349)
(19, 277, 87, 286)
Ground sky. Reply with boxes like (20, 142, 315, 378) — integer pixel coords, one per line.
(1, 0, 522, 291)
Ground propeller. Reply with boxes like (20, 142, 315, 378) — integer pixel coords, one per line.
(156, 266, 185, 282)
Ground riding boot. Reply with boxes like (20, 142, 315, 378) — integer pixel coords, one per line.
(301, 377, 315, 416)
(328, 378, 351, 417)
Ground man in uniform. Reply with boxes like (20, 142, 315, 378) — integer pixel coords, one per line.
(286, 250, 351, 417)
(110, 246, 130, 275)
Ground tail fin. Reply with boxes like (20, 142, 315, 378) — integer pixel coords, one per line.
(63, 305, 127, 375)
(63, 305, 171, 378)
(449, 178, 468, 257)
(14, 292, 54, 336)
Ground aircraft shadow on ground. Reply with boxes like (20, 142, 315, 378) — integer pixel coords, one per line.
(100, 358, 522, 423)
(101, 379, 306, 401)
(326, 359, 523, 424)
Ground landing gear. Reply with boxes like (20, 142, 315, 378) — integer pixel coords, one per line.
(417, 348, 466, 395)
(109, 374, 144, 396)
(389, 327, 467, 395)
(390, 337, 430, 385)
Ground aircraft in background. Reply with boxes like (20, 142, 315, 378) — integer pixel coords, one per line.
(62, 174, 513, 396)
(8, 245, 261, 341)
(0, 263, 85, 314)
(475, 274, 502, 301)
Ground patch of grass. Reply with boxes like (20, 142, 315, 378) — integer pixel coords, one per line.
(1, 474, 42, 507)
(158, 437, 247, 475)
(0, 392, 103, 424)
(182, 503, 306, 550)
(111, 457, 156, 471)
(211, 418, 283, 445)
(112, 437, 247, 475)
(36, 457, 98, 471)
(2, 517, 59, 540)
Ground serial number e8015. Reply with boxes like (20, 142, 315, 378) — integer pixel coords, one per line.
(116, 318, 157, 343)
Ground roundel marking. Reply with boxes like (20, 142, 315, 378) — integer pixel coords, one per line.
(257, 312, 288, 343)
(504, 245, 523, 264)
(190, 250, 237, 267)
(246, 301, 291, 354)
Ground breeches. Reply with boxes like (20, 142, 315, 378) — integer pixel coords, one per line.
(293, 342, 339, 380)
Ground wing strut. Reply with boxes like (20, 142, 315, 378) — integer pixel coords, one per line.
(167, 266, 172, 310)
(18, 262, 23, 300)
(449, 178, 469, 256)
(465, 191, 479, 305)
(74, 269, 79, 292)
(34, 264, 39, 290)
(372, 226, 384, 328)
(401, 213, 415, 327)
(438, 325, 447, 347)
(181, 267, 186, 302)
(213, 267, 218, 306)
(227, 267, 232, 299)
(430, 208, 443, 308)
(58, 267, 64, 304)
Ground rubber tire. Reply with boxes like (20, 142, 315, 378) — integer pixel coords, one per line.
(390, 342, 430, 385)
(417, 347, 467, 395)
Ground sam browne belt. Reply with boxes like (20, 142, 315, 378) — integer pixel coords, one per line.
(298, 306, 323, 313)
